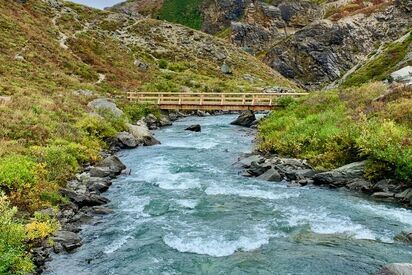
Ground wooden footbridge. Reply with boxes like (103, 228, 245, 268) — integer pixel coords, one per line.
(127, 92, 308, 111)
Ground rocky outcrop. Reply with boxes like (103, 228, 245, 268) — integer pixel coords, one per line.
(264, 2, 412, 89)
(376, 263, 412, 275)
(51, 231, 83, 253)
(230, 110, 256, 127)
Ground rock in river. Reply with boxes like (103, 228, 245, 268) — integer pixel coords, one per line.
(128, 122, 161, 146)
(313, 161, 366, 187)
(230, 111, 256, 127)
(185, 124, 201, 132)
(116, 131, 138, 148)
(375, 263, 412, 275)
(51, 231, 82, 253)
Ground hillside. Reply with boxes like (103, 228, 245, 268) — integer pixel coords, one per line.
(111, 0, 412, 89)
(0, 0, 295, 273)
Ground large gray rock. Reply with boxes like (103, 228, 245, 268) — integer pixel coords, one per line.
(376, 263, 412, 275)
(395, 188, 412, 203)
(230, 111, 256, 127)
(89, 166, 112, 178)
(51, 231, 82, 252)
(128, 122, 161, 146)
(391, 66, 412, 84)
(116, 131, 138, 148)
(346, 179, 374, 194)
(87, 98, 124, 118)
(395, 229, 412, 244)
(313, 161, 366, 187)
(98, 155, 126, 176)
(257, 168, 282, 182)
(238, 155, 265, 168)
(60, 188, 110, 207)
(144, 114, 158, 130)
(247, 161, 271, 176)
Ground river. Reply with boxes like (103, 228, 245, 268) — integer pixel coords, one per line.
(47, 115, 412, 274)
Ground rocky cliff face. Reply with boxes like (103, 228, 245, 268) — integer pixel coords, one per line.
(263, 0, 412, 89)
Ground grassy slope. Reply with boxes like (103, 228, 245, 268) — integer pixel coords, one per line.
(0, 0, 295, 273)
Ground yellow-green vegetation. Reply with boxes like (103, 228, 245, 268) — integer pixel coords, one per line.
(342, 32, 412, 87)
(259, 82, 412, 183)
(0, 0, 294, 272)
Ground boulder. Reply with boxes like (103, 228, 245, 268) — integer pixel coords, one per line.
(144, 114, 158, 130)
(89, 166, 112, 178)
(128, 122, 161, 146)
(394, 229, 412, 244)
(98, 155, 126, 176)
(221, 63, 232, 74)
(87, 181, 111, 193)
(257, 168, 282, 182)
(247, 161, 271, 176)
(313, 161, 366, 187)
(391, 66, 412, 84)
(285, 169, 316, 181)
(375, 263, 412, 275)
(51, 231, 82, 252)
(373, 179, 401, 193)
(159, 115, 172, 127)
(394, 188, 412, 202)
(60, 188, 110, 207)
(185, 124, 201, 132)
(116, 131, 138, 148)
(346, 179, 374, 194)
(87, 98, 124, 118)
(230, 111, 256, 127)
(238, 155, 265, 168)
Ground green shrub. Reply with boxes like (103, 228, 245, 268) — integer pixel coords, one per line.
(158, 59, 168, 69)
(0, 155, 37, 191)
(76, 115, 118, 139)
(356, 120, 412, 182)
(0, 194, 34, 274)
(123, 103, 161, 122)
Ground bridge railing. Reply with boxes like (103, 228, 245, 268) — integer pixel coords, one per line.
(127, 92, 308, 107)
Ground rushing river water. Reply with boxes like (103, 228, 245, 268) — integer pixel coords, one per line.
(47, 115, 412, 274)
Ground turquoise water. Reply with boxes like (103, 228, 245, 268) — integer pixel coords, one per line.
(47, 115, 412, 275)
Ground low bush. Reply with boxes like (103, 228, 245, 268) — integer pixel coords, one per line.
(0, 155, 37, 191)
(0, 194, 34, 274)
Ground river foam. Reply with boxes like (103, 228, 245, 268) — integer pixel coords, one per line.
(205, 183, 300, 200)
(163, 225, 276, 257)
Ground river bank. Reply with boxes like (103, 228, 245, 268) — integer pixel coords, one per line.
(44, 114, 412, 275)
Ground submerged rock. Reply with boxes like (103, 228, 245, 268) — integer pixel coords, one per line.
(230, 111, 256, 127)
(395, 229, 412, 244)
(376, 263, 412, 275)
(185, 124, 201, 132)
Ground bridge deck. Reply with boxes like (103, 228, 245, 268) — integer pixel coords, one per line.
(127, 92, 308, 111)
